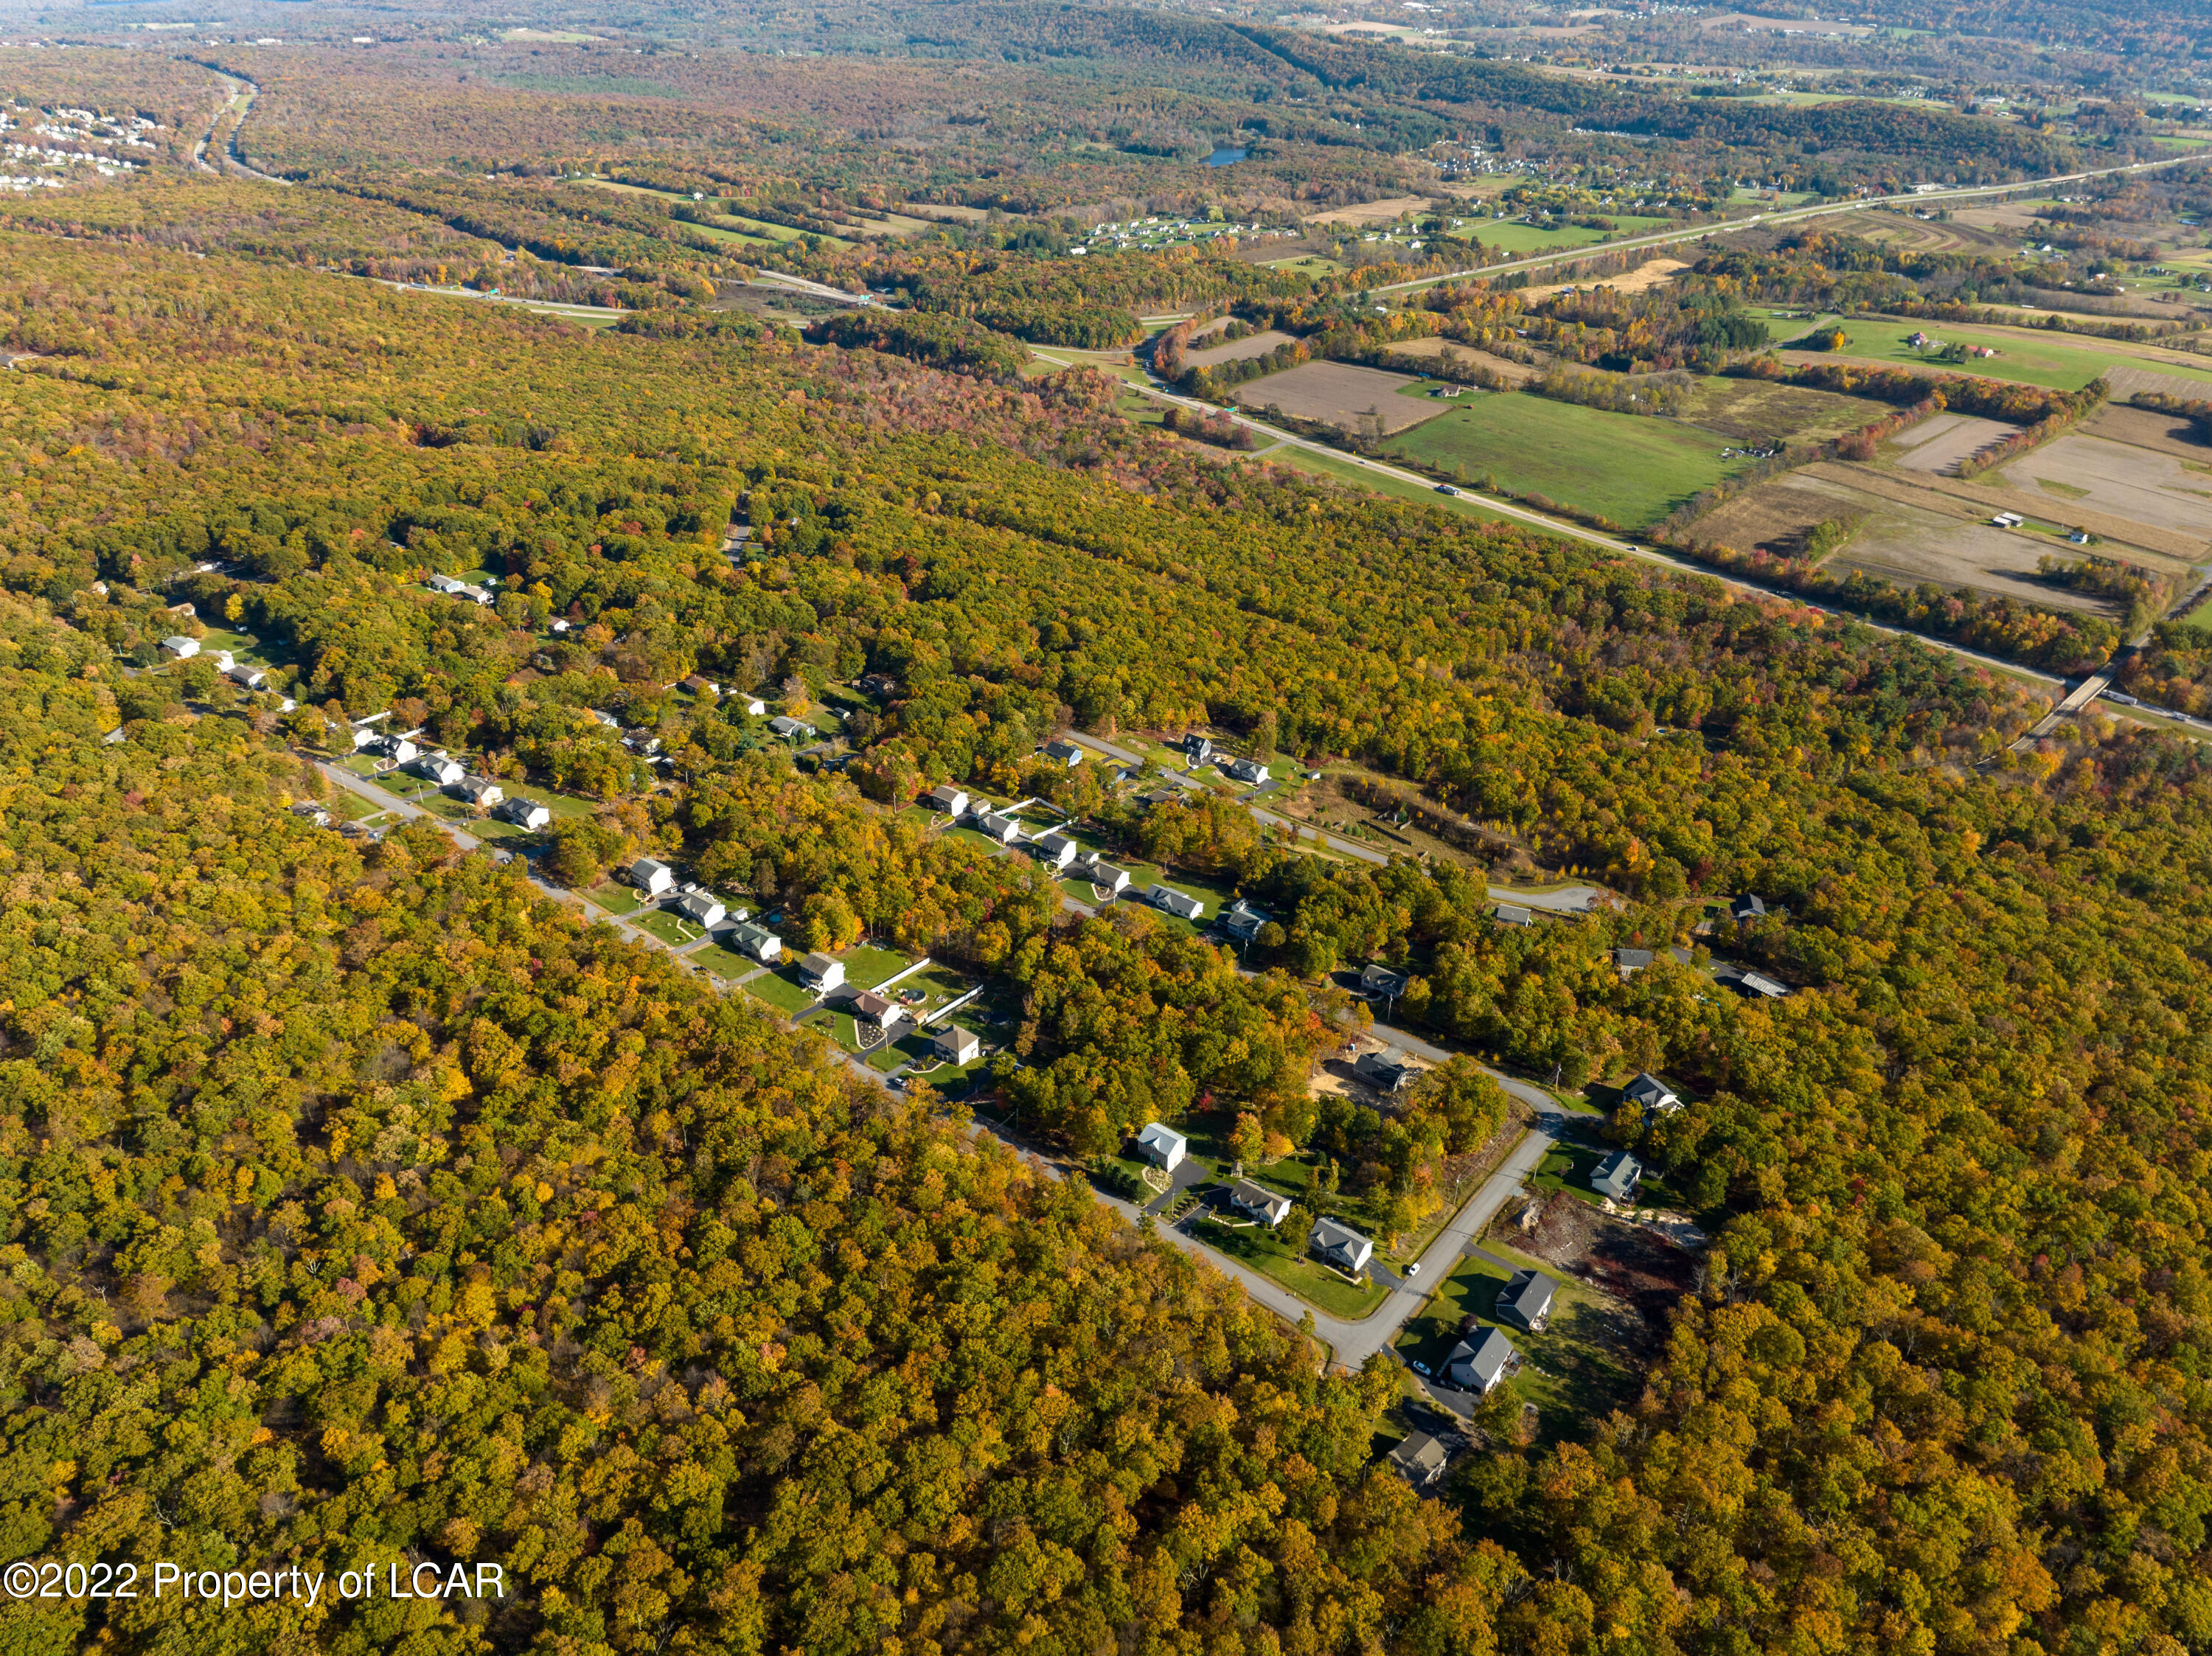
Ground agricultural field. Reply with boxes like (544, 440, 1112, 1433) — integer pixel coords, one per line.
(1993, 432, 2212, 537)
(2084, 402, 2212, 462)
(1888, 413, 2024, 474)
(1785, 315, 2212, 392)
(1383, 393, 1763, 527)
(1304, 195, 1434, 229)
(1183, 328, 1298, 369)
(1454, 220, 1610, 255)
(1671, 374, 1882, 445)
(1228, 361, 1445, 434)
(1382, 335, 1535, 383)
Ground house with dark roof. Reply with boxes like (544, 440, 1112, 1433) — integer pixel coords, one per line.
(1310, 1219, 1372, 1275)
(1074, 854, 1130, 894)
(1354, 1051, 1417, 1095)
(925, 784, 970, 816)
(1219, 900, 1269, 944)
(1228, 1180, 1292, 1227)
(1031, 829, 1080, 869)
(1445, 1327, 1516, 1395)
(1043, 738, 1085, 768)
(494, 797, 552, 831)
(1147, 885, 1203, 921)
(1614, 948, 1655, 975)
(976, 810, 1024, 843)
(1218, 755, 1269, 785)
(1182, 734, 1214, 763)
(1590, 1150, 1642, 1203)
(628, 857, 676, 897)
(408, 754, 465, 787)
(1388, 1432, 1449, 1488)
(852, 991, 905, 1034)
(799, 953, 844, 993)
(1360, 963, 1409, 1001)
(448, 776, 504, 809)
(1731, 893, 1767, 923)
(1495, 1269, 1557, 1334)
(1623, 1072, 1680, 1114)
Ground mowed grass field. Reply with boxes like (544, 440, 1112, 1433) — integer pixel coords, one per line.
(1383, 394, 1763, 527)
(1781, 313, 2212, 392)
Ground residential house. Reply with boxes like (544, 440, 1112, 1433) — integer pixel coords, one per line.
(1354, 1051, 1416, 1095)
(1493, 903, 1534, 928)
(588, 709, 620, 730)
(408, 754, 465, 787)
(1147, 885, 1204, 921)
(1220, 900, 1269, 944)
(858, 672, 900, 700)
(1138, 787, 1183, 810)
(494, 797, 553, 831)
(1388, 1433, 1449, 1489)
(548, 618, 571, 634)
(1445, 1327, 1516, 1395)
(1228, 1180, 1293, 1227)
(204, 650, 234, 673)
(682, 675, 718, 697)
(160, 635, 201, 660)
(1218, 755, 1270, 785)
(1590, 1150, 1643, 1203)
(740, 697, 768, 717)
(380, 736, 422, 765)
(1360, 963, 1409, 1001)
(728, 921, 782, 963)
(1042, 738, 1084, 768)
(1495, 1269, 1557, 1334)
(1182, 733, 1214, 763)
(290, 801, 332, 827)
(1623, 1072, 1680, 1114)
(1731, 893, 1767, 923)
(799, 953, 845, 994)
(226, 662, 268, 691)
(1736, 971, 1790, 999)
(934, 1025, 981, 1065)
(425, 574, 469, 596)
(924, 784, 970, 816)
(1031, 830, 1080, 870)
(1074, 856, 1130, 894)
(1310, 1219, 1373, 1276)
(977, 810, 1024, 844)
(1614, 948, 1655, 975)
(673, 891, 726, 929)
(448, 776, 504, 809)
(629, 857, 677, 897)
(768, 716, 810, 740)
(351, 725, 385, 751)
(852, 991, 905, 1033)
(1135, 1122, 1186, 1171)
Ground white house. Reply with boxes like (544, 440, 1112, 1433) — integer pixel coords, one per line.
(204, 650, 234, 673)
(1624, 1072, 1681, 1114)
(549, 618, 571, 634)
(935, 1025, 981, 1065)
(160, 635, 201, 660)
(448, 776, 504, 808)
(853, 991, 906, 1033)
(1446, 1327, 1516, 1395)
(976, 810, 1024, 843)
(1075, 855, 1131, 894)
(425, 573, 469, 596)
(1219, 756, 1270, 785)
(1135, 1122, 1187, 1171)
(1032, 830, 1079, 870)
(673, 891, 726, 929)
(925, 784, 970, 816)
(409, 754, 465, 787)
(1310, 1219, 1372, 1275)
(729, 921, 782, 962)
(629, 857, 676, 897)
(494, 797, 553, 831)
(799, 953, 845, 993)
(226, 662, 268, 691)
(1148, 884, 1204, 921)
(380, 736, 421, 766)
(740, 697, 768, 717)
(768, 715, 810, 739)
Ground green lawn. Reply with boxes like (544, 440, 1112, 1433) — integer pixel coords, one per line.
(891, 964, 979, 1013)
(634, 908, 712, 948)
(1454, 220, 1611, 255)
(1190, 1213, 1389, 1319)
(1382, 394, 1761, 529)
(1394, 1250, 1509, 1373)
(743, 969, 818, 1016)
(1807, 314, 2212, 392)
(584, 881, 644, 916)
(691, 944, 762, 983)
(1473, 1242, 1644, 1442)
(839, 945, 914, 992)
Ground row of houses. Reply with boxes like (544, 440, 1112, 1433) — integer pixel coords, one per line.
(921, 786, 1213, 919)
(1179, 732, 1269, 785)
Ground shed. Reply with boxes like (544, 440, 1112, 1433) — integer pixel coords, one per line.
(1135, 1122, 1187, 1171)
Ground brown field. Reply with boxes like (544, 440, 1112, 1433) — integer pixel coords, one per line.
(1183, 328, 1298, 369)
(1523, 257, 1687, 302)
(1888, 412, 2025, 474)
(1691, 475, 1861, 556)
(1806, 209, 2014, 255)
(1382, 336, 1537, 384)
(1304, 195, 1435, 229)
(1228, 361, 1441, 433)
(2105, 364, 2212, 403)
(2086, 403, 2212, 463)
(1995, 434, 2212, 540)
(1674, 375, 1879, 445)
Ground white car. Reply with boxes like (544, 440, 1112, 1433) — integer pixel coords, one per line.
(1405, 1262, 1421, 1278)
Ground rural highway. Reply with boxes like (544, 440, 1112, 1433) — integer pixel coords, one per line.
(1375, 150, 2212, 298)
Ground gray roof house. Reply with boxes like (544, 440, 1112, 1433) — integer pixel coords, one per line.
(1135, 1122, 1187, 1171)
(1360, 963, 1409, 1001)
(728, 921, 782, 963)
(768, 715, 810, 739)
(1043, 738, 1085, 767)
(1731, 893, 1767, 923)
(977, 810, 1024, 843)
(1445, 1327, 1517, 1395)
(925, 784, 970, 815)
(1737, 971, 1790, 999)
(1354, 1051, 1417, 1095)
(1228, 1180, 1293, 1227)
(1614, 948, 1655, 974)
(1148, 885, 1204, 921)
(673, 891, 726, 928)
(1220, 900, 1269, 944)
(1032, 829, 1079, 869)
(799, 953, 844, 993)
(1590, 1150, 1643, 1203)
(1495, 1269, 1557, 1334)
(159, 634, 201, 660)
(1218, 755, 1270, 785)
(448, 776, 504, 807)
(1388, 1432, 1449, 1488)
(1182, 734, 1214, 762)
(1624, 1072, 1680, 1113)
(1074, 855, 1130, 894)
(1310, 1218, 1373, 1275)
(493, 797, 552, 831)
(934, 1025, 981, 1065)
(629, 857, 676, 897)
(409, 754, 466, 787)
(1493, 903, 1534, 928)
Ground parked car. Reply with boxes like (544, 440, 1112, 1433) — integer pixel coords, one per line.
(1405, 1262, 1421, 1278)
